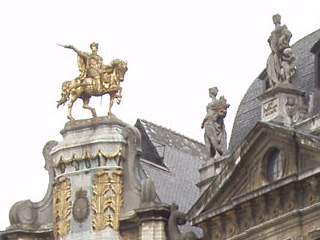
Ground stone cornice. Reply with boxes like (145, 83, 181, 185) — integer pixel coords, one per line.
(192, 166, 320, 225)
(188, 121, 320, 222)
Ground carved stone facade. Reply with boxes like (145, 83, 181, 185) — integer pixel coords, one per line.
(2, 15, 320, 240)
(188, 21, 320, 240)
(1, 117, 176, 240)
(189, 120, 320, 239)
(259, 83, 309, 125)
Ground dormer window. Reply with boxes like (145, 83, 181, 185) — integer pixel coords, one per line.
(266, 149, 284, 182)
(311, 40, 320, 88)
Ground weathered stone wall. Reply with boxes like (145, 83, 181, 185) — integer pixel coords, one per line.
(201, 171, 320, 240)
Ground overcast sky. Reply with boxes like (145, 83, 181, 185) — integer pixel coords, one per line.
(0, 0, 319, 230)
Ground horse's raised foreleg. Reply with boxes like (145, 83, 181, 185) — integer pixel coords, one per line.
(83, 97, 97, 118)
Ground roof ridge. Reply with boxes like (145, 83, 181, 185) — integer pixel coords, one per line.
(138, 119, 204, 146)
(292, 28, 320, 48)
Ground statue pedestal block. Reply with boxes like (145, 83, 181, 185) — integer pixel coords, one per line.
(197, 156, 228, 193)
(135, 206, 169, 240)
(50, 117, 142, 240)
(259, 83, 308, 126)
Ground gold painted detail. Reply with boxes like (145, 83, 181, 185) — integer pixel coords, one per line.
(53, 177, 72, 238)
(92, 170, 123, 231)
(55, 148, 123, 168)
(57, 43, 128, 120)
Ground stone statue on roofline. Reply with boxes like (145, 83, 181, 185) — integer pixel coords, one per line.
(267, 14, 296, 87)
(201, 87, 229, 160)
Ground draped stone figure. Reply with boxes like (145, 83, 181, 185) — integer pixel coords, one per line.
(201, 87, 229, 160)
(267, 14, 296, 87)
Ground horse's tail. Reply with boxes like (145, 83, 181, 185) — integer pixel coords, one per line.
(57, 81, 72, 107)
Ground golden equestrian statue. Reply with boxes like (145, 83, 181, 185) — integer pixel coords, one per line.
(57, 42, 128, 120)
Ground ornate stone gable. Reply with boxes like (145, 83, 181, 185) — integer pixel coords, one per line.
(195, 122, 297, 214)
(188, 121, 320, 239)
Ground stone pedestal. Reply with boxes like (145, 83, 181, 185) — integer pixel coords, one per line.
(135, 206, 169, 240)
(259, 83, 309, 126)
(197, 156, 228, 193)
(50, 117, 142, 240)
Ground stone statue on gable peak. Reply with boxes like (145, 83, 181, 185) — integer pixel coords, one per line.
(267, 14, 296, 88)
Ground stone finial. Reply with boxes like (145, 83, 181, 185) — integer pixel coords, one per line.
(140, 179, 156, 207)
(267, 14, 296, 87)
(201, 87, 229, 160)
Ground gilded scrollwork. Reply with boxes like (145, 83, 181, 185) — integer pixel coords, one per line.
(53, 177, 71, 238)
(92, 170, 123, 231)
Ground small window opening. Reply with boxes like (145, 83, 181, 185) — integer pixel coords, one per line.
(267, 149, 284, 182)
(311, 40, 320, 88)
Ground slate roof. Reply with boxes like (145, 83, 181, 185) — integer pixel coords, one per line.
(136, 119, 207, 163)
(228, 29, 320, 153)
(135, 119, 206, 235)
(135, 119, 206, 208)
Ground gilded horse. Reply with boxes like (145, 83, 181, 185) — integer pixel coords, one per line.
(57, 59, 128, 120)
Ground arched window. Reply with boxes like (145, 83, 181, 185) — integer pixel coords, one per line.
(266, 149, 284, 182)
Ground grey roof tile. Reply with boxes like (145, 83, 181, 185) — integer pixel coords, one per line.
(135, 119, 205, 236)
(135, 119, 207, 161)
